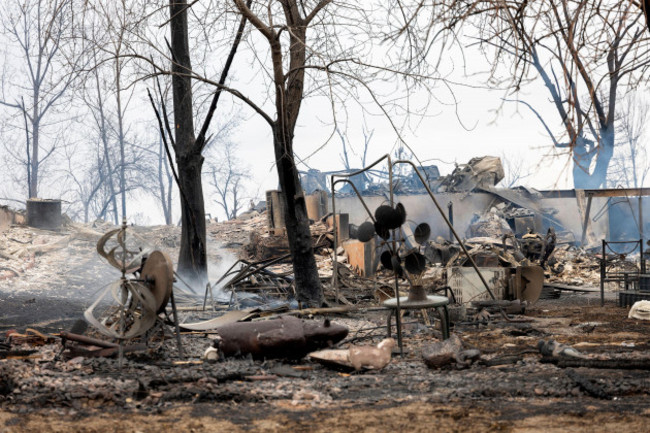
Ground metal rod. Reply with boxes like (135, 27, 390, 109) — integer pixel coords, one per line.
(330, 174, 339, 298)
(447, 201, 454, 242)
(639, 196, 644, 241)
(59, 331, 119, 348)
(601, 239, 606, 307)
(393, 273, 403, 355)
(581, 193, 593, 246)
(170, 290, 185, 359)
(392, 159, 496, 300)
(386, 156, 404, 356)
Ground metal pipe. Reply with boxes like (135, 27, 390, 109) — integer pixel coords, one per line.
(601, 239, 606, 307)
(385, 155, 404, 356)
(581, 193, 593, 246)
(447, 201, 454, 242)
(59, 331, 118, 348)
(330, 174, 339, 298)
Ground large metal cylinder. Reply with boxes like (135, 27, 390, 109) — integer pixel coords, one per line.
(26, 198, 62, 231)
(305, 190, 328, 221)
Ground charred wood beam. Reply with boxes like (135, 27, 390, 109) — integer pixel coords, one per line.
(541, 357, 650, 370)
(565, 369, 611, 400)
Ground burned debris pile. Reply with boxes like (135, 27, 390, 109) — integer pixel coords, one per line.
(1, 156, 649, 423)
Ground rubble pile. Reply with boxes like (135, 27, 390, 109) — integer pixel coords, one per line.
(435, 156, 505, 193)
(1, 182, 650, 429)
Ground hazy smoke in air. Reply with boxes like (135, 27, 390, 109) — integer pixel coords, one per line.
(208, 248, 240, 291)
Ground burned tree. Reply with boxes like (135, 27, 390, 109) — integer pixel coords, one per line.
(231, 0, 333, 306)
(417, 1, 650, 188)
(150, 0, 250, 284)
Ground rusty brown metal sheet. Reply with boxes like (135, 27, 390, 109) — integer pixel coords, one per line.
(140, 250, 174, 313)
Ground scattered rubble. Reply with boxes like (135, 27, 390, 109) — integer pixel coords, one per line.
(2, 168, 650, 430)
(628, 300, 650, 320)
(309, 338, 396, 371)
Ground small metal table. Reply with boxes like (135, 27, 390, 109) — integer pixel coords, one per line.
(383, 295, 450, 340)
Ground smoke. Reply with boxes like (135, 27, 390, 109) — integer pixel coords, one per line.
(208, 248, 239, 290)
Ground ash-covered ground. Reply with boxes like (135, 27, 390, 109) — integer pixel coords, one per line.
(1, 217, 649, 432)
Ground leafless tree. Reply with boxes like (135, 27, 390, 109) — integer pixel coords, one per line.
(608, 92, 650, 188)
(144, 0, 251, 285)
(498, 152, 532, 188)
(207, 139, 250, 221)
(81, 0, 149, 220)
(0, 0, 81, 198)
(79, 52, 120, 224)
(393, 1, 650, 189)
(63, 138, 119, 223)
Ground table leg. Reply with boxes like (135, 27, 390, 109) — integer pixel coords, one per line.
(386, 311, 393, 337)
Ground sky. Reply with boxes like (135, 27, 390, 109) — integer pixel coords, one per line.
(105, 50, 585, 225)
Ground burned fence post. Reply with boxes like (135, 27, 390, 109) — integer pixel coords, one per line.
(601, 239, 606, 307)
(581, 193, 594, 246)
(447, 201, 454, 242)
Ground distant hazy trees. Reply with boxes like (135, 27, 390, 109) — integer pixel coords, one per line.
(207, 138, 250, 221)
(608, 93, 650, 188)
(0, 0, 81, 198)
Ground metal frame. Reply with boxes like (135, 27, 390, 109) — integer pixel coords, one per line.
(329, 156, 498, 354)
(600, 238, 645, 307)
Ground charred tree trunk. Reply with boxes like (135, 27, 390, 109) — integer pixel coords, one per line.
(572, 125, 615, 189)
(176, 152, 207, 282)
(273, 126, 323, 306)
(268, 6, 323, 306)
(169, 0, 207, 285)
(572, 141, 611, 189)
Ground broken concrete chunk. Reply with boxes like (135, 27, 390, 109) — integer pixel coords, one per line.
(422, 334, 463, 368)
(349, 338, 396, 371)
(537, 339, 587, 359)
(309, 338, 396, 371)
(628, 300, 650, 320)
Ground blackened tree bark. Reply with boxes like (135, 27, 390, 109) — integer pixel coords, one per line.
(169, 0, 207, 284)
(165, 0, 249, 285)
(234, 0, 328, 306)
